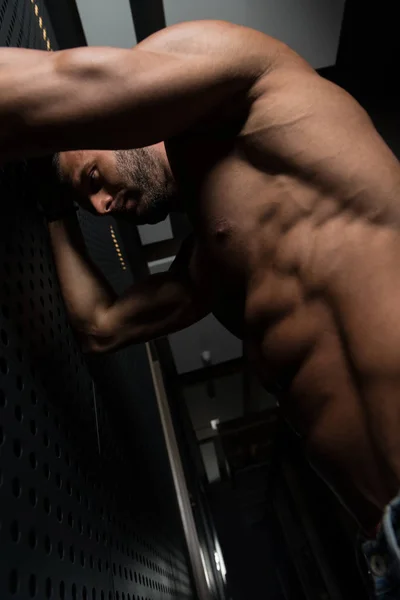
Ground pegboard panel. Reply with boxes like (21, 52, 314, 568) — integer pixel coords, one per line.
(77, 210, 195, 599)
(0, 3, 196, 599)
(0, 0, 56, 50)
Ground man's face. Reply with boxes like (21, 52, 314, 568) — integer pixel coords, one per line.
(58, 146, 176, 224)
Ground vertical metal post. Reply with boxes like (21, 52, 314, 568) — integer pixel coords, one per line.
(145, 344, 214, 600)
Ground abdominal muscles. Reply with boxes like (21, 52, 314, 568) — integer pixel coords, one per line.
(245, 210, 400, 529)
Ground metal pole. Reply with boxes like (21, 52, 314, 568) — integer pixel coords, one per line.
(145, 344, 214, 600)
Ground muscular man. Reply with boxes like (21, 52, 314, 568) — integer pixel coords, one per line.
(1, 20, 399, 594)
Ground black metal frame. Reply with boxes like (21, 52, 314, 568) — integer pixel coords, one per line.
(128, 0, 166, 43)
(44, 0, 86, 48)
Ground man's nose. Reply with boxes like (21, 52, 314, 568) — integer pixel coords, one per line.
(90, 191, 113, 215)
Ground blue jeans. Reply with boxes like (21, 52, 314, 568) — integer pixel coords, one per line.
(363, 494, 400, 598)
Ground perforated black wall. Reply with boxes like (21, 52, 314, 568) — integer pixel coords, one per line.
(1, 3, 195, 599)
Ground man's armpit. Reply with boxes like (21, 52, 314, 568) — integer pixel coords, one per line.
(169, 235, 195, 279)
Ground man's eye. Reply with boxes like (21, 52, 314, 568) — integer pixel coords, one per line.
(88, 168, 101, 194)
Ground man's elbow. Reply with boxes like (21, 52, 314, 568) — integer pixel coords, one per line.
(71, 311, 152, 354)
(73, 316, 119, 355)
(80, 332, 116, 355)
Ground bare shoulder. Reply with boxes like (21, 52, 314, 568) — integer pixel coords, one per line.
(136, 20, 289, 80)
(240, 50, 400, 199)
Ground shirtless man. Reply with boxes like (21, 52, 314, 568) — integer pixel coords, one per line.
(1, 20, 399, 594)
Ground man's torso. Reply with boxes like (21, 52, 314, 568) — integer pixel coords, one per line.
(167, 54, 400, 529)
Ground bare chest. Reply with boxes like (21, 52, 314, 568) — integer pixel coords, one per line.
(167, 129, 267, 334)
(166, 130, 323, 336)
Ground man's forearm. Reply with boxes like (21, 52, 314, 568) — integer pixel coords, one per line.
(48, 216, 209, 353)
(48, 215, 118, 339)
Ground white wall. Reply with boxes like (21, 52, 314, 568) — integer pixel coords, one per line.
(138, 219, 174, 245)
(163, 0, 346, 69)
(75, 0, 137, 47)
(200, 442, 221, 483)
(169, 316, 242, 374)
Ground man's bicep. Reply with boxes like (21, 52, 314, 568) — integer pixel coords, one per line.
(91, 269, 210, 353)
(1, 21, 271, 159)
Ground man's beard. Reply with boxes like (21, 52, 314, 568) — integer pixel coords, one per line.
(115, 148, 174, 224)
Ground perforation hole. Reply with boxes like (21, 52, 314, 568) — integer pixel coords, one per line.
(29, 574, 37, 597)
(9, 569, 19, 595)
(29, 451, 38, 469)
(44, 535, 52, 555)
(13, 439, 22, 458)
(43, 463, 51, 480)
(10, 520, 20, 543)
(0, 356, 8, 374)
(28, 528, 38, 549)
(44, 497, 51, 515)
(46, 577, 52, 599)
(12, 477, 21, 498)
(1, 328, 8, 345)
(14, 404, 23, 421)
(16, 375, 24, 391)
(58, 541, 64, 560)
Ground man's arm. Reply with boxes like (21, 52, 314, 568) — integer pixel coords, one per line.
(0, 20, 279, 161)
(48, 216, 209, 353)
